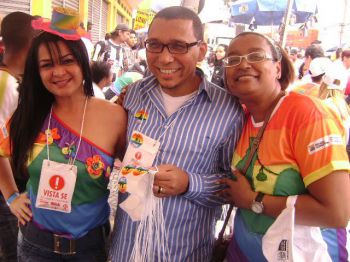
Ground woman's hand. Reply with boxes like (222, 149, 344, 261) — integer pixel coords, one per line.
(217, 169, 256, 210)
(9, 192, 32, 225)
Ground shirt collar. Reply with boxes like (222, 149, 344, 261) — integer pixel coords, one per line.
(139, 68, 213, 102)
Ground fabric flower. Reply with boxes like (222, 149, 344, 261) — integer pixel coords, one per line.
(37, 128, 61, 144)
(61, 142, 76, 160)
(86, 155, 105, 178)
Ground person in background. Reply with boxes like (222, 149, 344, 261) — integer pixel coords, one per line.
(211, 44, 228, 88)
(104, 33, 111, 41)
(86, 21, 92, 41)
(341, 50, 350, 99)
(103, 68, 143, 103)
(301, 44, 324, 82)
(293, 57, 332, 97)
(297, 62, 306, 80)
(0, 7, 126, 261)
(127, 30, 138, 50)
(91, 23, 131, 78)
(109, 6, 244, 262)
(219, 31, 350, 262)
(79, 22, 94, 61)
(318, 67, 350, 159)
(333, 48, 343, 66)
(91, 61, 114, 99)
(0, 11, 38, 262)
(289, 48, 303, 78)
(125, 29, 140, 71)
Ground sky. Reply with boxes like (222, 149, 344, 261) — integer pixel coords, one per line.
(146, 0, 350, 49)
(316, 0, 350, 49)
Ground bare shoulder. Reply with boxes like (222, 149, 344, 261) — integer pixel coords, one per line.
(89, 97, 127, 123)
(91, 97, 126, 117)
(84, 98, 127, 155)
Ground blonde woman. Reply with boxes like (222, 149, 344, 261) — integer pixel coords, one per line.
(319, 68, 350, 159)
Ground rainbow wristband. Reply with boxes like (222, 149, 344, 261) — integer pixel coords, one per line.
(6, 192, 20, 206)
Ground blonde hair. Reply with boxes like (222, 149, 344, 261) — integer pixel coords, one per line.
(318, 82, 350, 121)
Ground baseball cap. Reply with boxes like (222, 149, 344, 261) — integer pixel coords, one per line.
(112, 23, 130, 33)
(308, 57, 332, 77)
(323, 66, 348, 90)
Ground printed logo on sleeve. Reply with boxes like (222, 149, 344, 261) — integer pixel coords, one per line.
(307, 135, 343, 154)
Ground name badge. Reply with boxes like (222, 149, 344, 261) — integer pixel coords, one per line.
(118, 131, 160, 221)
(35, 159, 77, 213)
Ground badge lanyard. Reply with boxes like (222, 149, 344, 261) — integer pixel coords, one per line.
(46, 97, 88, 166)
(35, 98, 88, 213)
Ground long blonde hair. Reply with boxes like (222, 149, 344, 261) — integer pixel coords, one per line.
(318, 81, 350, 122)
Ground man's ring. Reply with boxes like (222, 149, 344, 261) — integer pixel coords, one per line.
(158, 186, 163, 194)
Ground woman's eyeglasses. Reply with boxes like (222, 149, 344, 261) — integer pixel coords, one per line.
(223, 51, 274, 67)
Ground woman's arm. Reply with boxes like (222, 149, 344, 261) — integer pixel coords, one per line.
(219, 170, 350, 228)
(0, 157, 18, 199)
(0, 157, 32, 224)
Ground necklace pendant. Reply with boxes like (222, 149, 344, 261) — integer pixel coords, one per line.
(256, 167, 267, 181)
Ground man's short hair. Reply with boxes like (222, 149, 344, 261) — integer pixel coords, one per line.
(149, 6, 204, 41)
(1, 12, 36, 51)
(304, 45, 324, 59)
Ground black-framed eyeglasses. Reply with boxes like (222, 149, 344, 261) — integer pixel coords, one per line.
(223, 51, 274, 67)
(144, 40, 201, 54)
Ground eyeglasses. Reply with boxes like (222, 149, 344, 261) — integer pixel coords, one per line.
(144, 40, 201, 54)
(223, 51, 274, 67)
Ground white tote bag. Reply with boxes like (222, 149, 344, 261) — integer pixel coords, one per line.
(262, 195, 331, 262)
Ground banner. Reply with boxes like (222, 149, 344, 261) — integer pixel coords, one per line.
(133, 9, 155, 31)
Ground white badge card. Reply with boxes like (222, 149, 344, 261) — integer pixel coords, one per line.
(119, 131, 160, 221)
(35, 159, 77, 213)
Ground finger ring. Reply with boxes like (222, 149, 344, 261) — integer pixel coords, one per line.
(158, 186, 163, 194)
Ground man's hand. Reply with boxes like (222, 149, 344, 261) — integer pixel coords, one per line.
(153, 164, 189, 198)
(115, 85, 128, 107)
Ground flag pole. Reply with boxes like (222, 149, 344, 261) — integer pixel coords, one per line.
(279, 0, 294, 48)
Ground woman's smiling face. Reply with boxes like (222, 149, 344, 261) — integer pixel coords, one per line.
(225, 34, 281, 100)
(38, 41, 84, 98)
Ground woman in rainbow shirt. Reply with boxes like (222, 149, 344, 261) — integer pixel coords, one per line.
(0, 8, 126, 261)
(219, 32, 350, 262)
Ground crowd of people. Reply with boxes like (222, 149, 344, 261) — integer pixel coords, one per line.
(0, 5, 349, 262)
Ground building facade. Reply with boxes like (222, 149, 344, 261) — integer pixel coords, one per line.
(0, 0, 142, 43)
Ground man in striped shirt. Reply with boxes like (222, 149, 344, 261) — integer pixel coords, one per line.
(109, 6, 244, 262)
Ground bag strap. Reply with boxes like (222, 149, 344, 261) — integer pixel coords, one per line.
(286, 195, 298, 208)
(217, 91, 286, 242)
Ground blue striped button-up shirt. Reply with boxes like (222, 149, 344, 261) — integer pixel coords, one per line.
(110, 70, 244, 262)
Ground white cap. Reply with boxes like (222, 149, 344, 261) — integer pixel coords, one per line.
(323, 65, 348, 90)
(309, 57, 332, 77)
